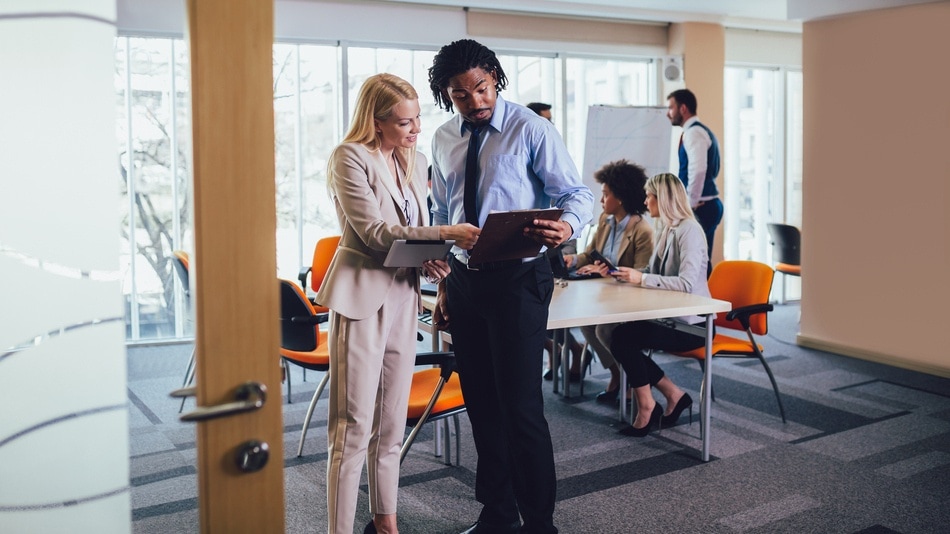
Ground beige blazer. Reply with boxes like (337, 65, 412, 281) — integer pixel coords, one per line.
(575, 213, 654, 270)
(316, 143, 440, 320)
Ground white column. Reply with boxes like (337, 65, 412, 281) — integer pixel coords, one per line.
(0, 1, 130, 532)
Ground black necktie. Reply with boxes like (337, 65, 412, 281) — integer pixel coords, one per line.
(464, 125, 482, 225)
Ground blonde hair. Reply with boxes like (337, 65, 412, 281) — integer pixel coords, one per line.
(341, 73, 418, 183)
(645, 173, 694, 229)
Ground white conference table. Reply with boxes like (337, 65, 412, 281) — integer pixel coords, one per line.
(420, 277, 730, 462)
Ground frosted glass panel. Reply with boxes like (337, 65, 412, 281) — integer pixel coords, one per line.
(0, 2, 130, 532)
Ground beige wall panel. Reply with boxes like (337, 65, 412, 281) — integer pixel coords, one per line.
(800, 2, 950, 376)
(467, 10, 667, 47)
(725, 28, 801, 67)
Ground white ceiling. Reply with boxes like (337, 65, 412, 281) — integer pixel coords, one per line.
(374, 0, 943, 32)
(376, 0, 790, 27)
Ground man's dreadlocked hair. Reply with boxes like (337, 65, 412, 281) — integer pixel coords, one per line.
(428, 39, 508, 113)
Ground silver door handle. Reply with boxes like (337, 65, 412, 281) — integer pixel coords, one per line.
(176, 381, 267, 422)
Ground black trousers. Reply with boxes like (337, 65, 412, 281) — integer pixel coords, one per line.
(447, 257, 558, 534)
(694, 197, 723, 276)
(610, 320, 705, 389)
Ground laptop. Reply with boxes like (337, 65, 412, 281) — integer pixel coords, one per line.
(546, 249, 601, 280)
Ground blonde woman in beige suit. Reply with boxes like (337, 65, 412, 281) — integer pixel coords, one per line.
(316, 73, 479, 534)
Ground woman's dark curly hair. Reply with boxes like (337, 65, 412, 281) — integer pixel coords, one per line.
(428, 39, 508, 113)
(594, 159, 649, 216)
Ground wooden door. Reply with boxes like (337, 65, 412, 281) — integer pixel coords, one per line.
(186, 0, 284, 531)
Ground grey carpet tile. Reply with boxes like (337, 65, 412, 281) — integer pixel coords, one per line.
(875, 450, 950, 480)
(125, 303, 950, 533)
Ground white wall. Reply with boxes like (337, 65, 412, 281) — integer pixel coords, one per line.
(0, 1, 130, 531)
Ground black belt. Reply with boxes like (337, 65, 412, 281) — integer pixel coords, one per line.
(453, 254, 541, 272)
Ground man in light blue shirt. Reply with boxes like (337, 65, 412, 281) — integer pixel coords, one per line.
(429, 97, 590, 259)
(427, 39, 592, 534)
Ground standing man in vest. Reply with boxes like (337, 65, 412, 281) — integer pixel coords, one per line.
(667, 88, 722, 276)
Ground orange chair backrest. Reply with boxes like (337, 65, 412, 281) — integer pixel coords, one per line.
(708, 260, 774, 335)
(171, 250, 191, 295)
(309, 235, 341, 293)
(172, 250, 190, 271)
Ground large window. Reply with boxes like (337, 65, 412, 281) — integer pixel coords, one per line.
(724, 66, 803, 300)
(116, 36, 656, 342)
(116, 37, 191, 340)
(564, 58, 653, 167)
(273, 43, 341, 286)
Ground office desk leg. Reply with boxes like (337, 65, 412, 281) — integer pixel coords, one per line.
(552, 329, 560, 394)
(702, 314, 713, 462)
(560, 328, 572, 397)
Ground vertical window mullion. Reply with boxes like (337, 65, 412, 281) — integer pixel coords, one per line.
(340, 43, 350, 136)
(124, 38, 140, 340)
(170, 38, 183, 338)
(295, 44, 305, 272)
(773, 68, 787, 225)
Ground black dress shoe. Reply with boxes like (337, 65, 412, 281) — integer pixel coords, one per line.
(617, 404, 662, 438)
(661, 392, 693, 427)
(595, 387, 619, 404)
(459, 520, 522, 533)
(363, 520, 377, 534)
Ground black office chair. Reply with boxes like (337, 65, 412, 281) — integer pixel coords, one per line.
(766, 223, 801, 304)
(279, 279, 331, 456)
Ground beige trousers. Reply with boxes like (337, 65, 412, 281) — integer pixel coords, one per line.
(580, 322, 621, 369)
(325, 275, 417, 534)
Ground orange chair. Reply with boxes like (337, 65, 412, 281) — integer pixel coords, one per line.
(292, 235, 339, 393)
(672, 260, 786, 423)
(401, 352, 466, 466)
(287, 319, 467, 464)
(298, 235, 341, 314)
(766, 223, 801, 304)
(279, 279, 331, 456)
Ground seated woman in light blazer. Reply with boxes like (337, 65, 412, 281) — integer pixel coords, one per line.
(608, 173, 710, 437)
(563, 159, 654, 404)
(316, 73, 479, 534)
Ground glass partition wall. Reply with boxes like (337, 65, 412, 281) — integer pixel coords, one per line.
(116, 35, 660, 342)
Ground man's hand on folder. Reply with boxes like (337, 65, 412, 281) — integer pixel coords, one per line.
(440, 222, 481, 250)
(524, 218, 573, 248)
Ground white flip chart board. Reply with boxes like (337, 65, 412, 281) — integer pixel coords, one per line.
(582, 105, 675, 220)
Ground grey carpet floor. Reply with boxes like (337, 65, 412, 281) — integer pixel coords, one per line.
(128, 303, 950, 533)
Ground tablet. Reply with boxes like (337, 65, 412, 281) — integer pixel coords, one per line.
(383, 239, 455, 268)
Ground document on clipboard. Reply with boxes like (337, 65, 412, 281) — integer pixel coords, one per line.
(383, 240, 455, 267)
(467, 208, 564, 265)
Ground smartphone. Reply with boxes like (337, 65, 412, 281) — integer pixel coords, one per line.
(589, 250, 619, 273)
